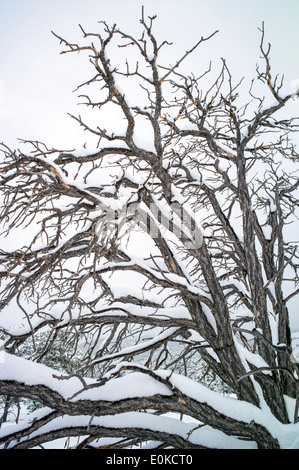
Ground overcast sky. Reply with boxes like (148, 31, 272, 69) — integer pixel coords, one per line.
(0, 0, 299, 150)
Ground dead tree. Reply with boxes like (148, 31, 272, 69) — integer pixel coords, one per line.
(0, 10, 299, 449)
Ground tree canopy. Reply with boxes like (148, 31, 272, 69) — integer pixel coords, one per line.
(0, 9, 299, 449)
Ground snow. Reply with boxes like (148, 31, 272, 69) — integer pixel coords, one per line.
(75, 371, 173, 402)
(269, 199, 277, 212)
(1, 352, 299, 448)
(0, 352, 173, 402)
(0, 411, 256, 450)
(215, 141, 237, 158)
(1, 141, 298, 450)
(69, 147, 102, 158)
(29, 154, 131, 212)
(0, 300, 48, 338)
(234, 338, 271, 373)
(133, 133, 156, 154)
(0, 353, 253, 448)
(100, 251, 202, 299)
(200, 303, 218, 334)
(164, 372, 299, 449)
(0, 352, 92, 400)
(109, 283, 148, 300)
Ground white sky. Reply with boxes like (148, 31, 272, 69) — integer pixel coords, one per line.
(0, 0, 299, 150)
